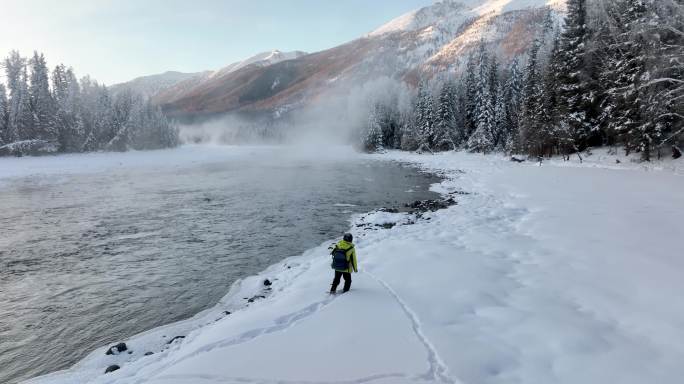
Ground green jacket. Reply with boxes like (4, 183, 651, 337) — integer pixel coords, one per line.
(331, 239, 358, 273)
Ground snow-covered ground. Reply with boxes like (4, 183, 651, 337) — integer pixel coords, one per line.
(26, 150, 684, 384)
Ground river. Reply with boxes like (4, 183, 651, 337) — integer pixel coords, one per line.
(0, 145, 440, 383)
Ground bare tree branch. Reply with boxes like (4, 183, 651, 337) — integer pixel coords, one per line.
(639, 78, 684, 90)
(659, 113, 684, 120)
(659, 126, 684, 147)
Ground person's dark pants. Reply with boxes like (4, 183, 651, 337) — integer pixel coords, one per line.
(330, 271, 352, 293)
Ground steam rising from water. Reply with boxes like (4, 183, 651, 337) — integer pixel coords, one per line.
(178, 76, 415, 148)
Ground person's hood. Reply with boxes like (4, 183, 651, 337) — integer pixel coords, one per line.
(337, 239, 353, 249)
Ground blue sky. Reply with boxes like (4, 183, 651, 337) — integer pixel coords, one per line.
(1, 0, 432, 85)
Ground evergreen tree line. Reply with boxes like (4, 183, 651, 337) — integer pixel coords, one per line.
(360, 0, 683, 161)
(0, 51, 179, 156)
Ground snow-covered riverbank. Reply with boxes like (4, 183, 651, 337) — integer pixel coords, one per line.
(28, 150, 684, 384)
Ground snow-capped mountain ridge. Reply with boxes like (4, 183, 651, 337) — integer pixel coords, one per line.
(368, 0, 470, 37)
(113, 50, 308, 103)
(208, 49, 308, 79)
(369, 0, 563, 37)
(150, 50, 308, 106)
(155, 0, 567, 119)
(109, 70, 210, 99)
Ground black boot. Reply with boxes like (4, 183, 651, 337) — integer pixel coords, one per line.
(330, 271, 342, 294)
(342, 272, 352, 293)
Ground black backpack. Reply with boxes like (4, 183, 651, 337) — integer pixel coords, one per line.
(331, 245, 352, 270)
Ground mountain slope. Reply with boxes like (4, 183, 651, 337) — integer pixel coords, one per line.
(109, 71, 209, 99)
(112, 50, 307, 101)
(155, 0, 566, 120)
(153, 50, 308, 110)
(208, 50, 308, 80)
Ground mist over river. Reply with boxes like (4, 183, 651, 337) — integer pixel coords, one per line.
(0, 145, 440, 384)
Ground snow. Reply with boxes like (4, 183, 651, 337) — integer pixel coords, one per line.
(368, 1, 470, 37)
(356, 209, 416, 227)
(109, 71, 209, 98)
(369, 9, 420, 36)
(26, 150, 684, 384)
(209, 50, 307, 80)
(473, 0, 566, 15)
(368, 0, 562, 37)
(362, 0, 567, 82)
(531, 146, 684, 175)
(0, 139, 58, 157)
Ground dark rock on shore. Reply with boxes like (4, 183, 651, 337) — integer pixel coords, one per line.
(263, 279, 272, 286)
(448, 190, 471, 196)
(105, 342, 127, 355)
(377, 222, 396, 229)
(247, 295, 266, 303)
(405, 198, 457, 212)
(105, 365, 120, 374)
(166, 336, 185, 344)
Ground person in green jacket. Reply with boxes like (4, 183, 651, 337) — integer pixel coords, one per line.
(329, 233, 358, 294)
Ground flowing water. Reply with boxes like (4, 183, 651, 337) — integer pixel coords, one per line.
(0, 146, 440, 383)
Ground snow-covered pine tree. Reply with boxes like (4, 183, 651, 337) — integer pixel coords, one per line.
(414, 82, 436, 151)
(4, 51, 33, 143)
(1, 51, 178, 155)
(638, 0, 683, 160)
(0, 85, 8, 145)
(462, 53, 479, 139)
(493, 81, 507, 151)
(503, 58, 523, 152)
(598, 0, 649, 154)
(388, 109, 405, 150)
(543, 32, 567, 156)
(66, 69, 85, 150)
(28, 52, 57, 142)
(487, 56, 503, 148)
(399, 109, 418, 151)
(435, 81, 458, 150)
(488, 55, 499, 114)
(364, 101, 400, 150)
(107, 89, 137, 151)
(519, 40, 546, 156)
(94, 84, 115, 148)
(17, 64, 34, 142)
(556, 0, 595, 150)
(154, 105, 179, 149)
(52, 64, 67, 150)
(53, 65, 85, 152)
(467, 45, 495, 153)
(362, 103, 385, 152)
(422, 92, 437, 152)
(4, 51, 22, 144)
(452, 81, 466, 146)
(78, 76, 100, 152)
(467, 87, 495, 153)
(127, 91, 147, 148)
(592, 3, 619, 143)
